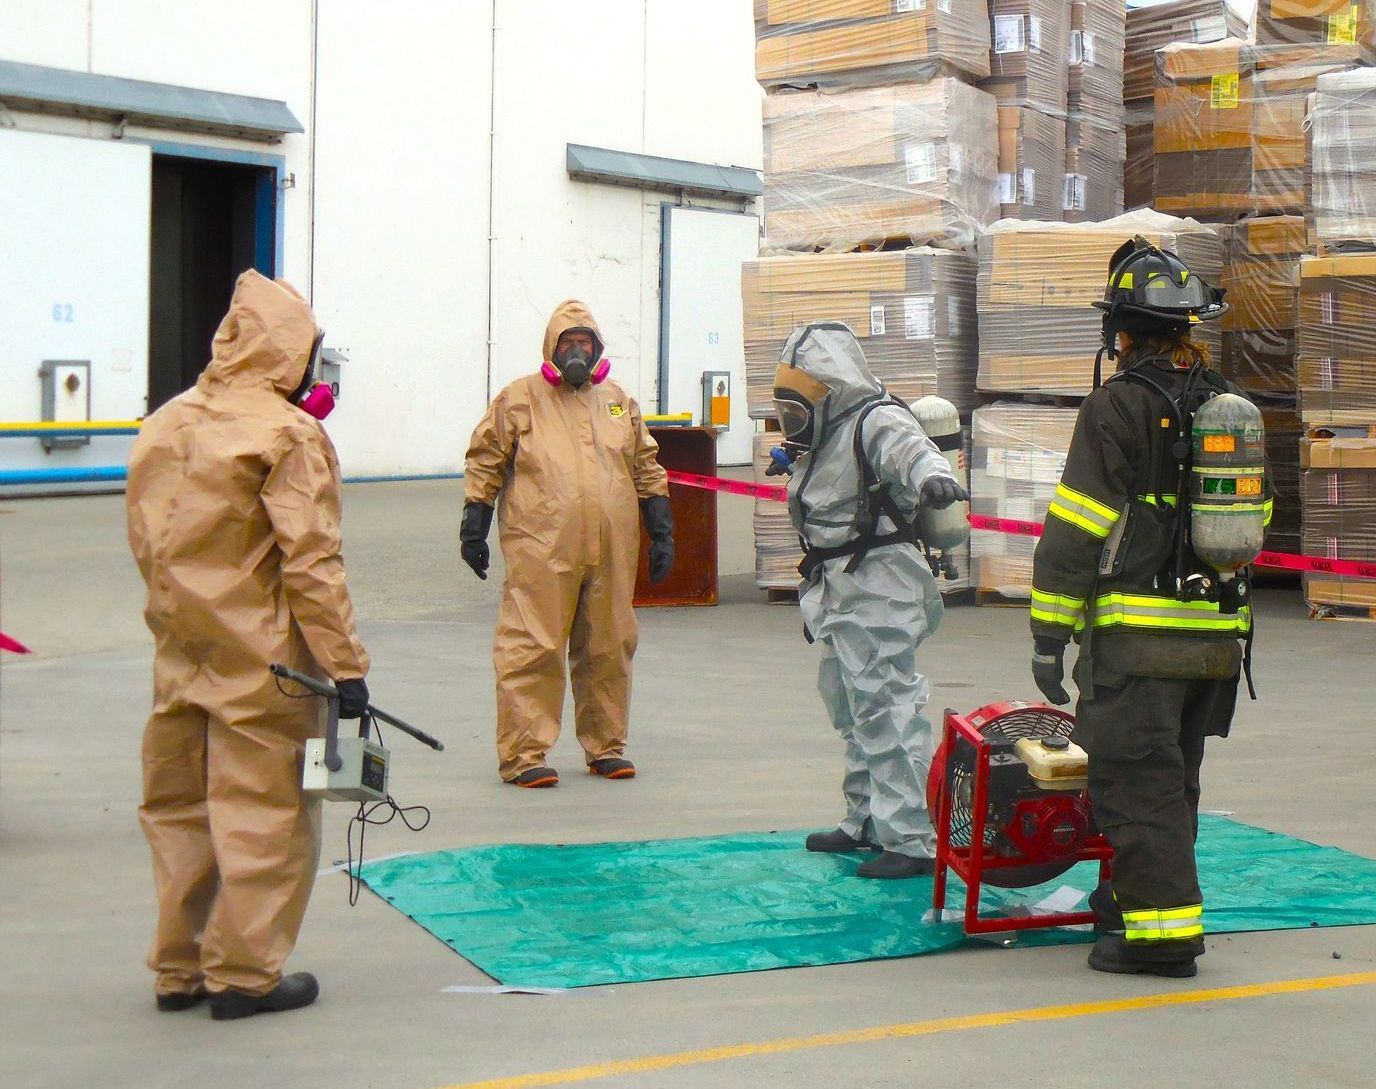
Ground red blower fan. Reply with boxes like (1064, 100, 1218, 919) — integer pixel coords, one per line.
(929, 701, 1113, 935)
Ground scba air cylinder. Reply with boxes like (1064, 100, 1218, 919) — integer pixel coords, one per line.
(1190, 392, 1266, 574)
(910, 396, 971, 555)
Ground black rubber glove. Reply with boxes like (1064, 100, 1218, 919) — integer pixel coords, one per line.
(640, 495, 675, 584)
(335, 677, 370, 719)
(1031, 636, 1071, 706)
(919, 475, 969, 509)
(459, 501, 494, 580)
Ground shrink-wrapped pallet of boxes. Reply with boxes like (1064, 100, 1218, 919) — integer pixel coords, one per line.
(996, 104, 1067, 221)
(1220, 215, 1311, 396)
(741, 249, 980, 420)
(1122, 0, 1250, 209)
(976, 212, 1224, 398)
(969, 401, 1078, 601)
(1064, 0, 1126, 222)
(1263, 404, 1305, 555)
(761, 79, 999, 252)
(1301, 434, 1376, 617)
(1255, 0, 1376, 48)
(1312, 68, 1376, 248)
(753, 0, 992, 91)
(1154, 39, 1365, 219)
(1297, 254, 1376, 427)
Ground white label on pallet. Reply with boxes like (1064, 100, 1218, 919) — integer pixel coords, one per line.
(1083, 31, 1096, 66)
(994, 14, 1025, 53)
(948, 295, 962, 336)
(1022, 168, 1037, 207)
(938, 0, 952, 12)
(904, 295, 935, 340)
(998, 172, 1017, 205)
(870, 304, 887, 337)
(1029, 15, 1043, 52)
(905, 142, 938, 185)
(1319, 357, 1335, 391)
(894, 0, 922, 12)
(1192, 14, 1227, 42)
(1321, 291, 1338, 325)
(1063, 173, 1087, 212)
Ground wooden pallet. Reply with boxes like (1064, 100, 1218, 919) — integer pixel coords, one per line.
(1308, 602, 1376, 622)
(764, 586, 799, 605)
(975, 589, 1031, 609)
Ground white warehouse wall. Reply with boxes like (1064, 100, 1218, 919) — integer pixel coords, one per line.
(0, 0, 762, 478)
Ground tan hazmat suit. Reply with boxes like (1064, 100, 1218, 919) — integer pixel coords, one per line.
(127, 270, 369, 998)
(464, 301, 667, 779)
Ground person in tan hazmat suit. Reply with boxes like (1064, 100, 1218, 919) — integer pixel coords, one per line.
(461, 300, 674, 787)
(127, 270, 370, 1020)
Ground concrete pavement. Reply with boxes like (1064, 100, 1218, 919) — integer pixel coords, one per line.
(1, 479, 1373, 1089)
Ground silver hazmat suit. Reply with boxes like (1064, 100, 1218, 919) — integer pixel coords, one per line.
(783, 324, 957, 859)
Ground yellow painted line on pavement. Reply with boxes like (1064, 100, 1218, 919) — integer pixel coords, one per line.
(437, 970, 1376, 1089)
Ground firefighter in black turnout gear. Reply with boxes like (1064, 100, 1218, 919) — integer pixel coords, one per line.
(1029, 238, 1274, 979)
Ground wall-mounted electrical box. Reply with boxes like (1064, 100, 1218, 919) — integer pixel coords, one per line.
(321, 347, 346, 400)
(701, 370, 730, 430)
(39, 359, 91, 451)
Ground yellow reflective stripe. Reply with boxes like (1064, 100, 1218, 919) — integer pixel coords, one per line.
(1123, 904, 1205, 942)
(1263, 498, 1274, 527)
(1116, 272, 1134, 288)
(1030, 587, 1085, 627)
(1091, 594, 1252, 633)
(1137, 493, 1178, 507)
(1192, 502, 1270, 513)
(1047, 483, 1118, 540)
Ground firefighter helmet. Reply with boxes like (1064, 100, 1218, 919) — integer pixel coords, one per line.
(1092, 236, 1227, 335)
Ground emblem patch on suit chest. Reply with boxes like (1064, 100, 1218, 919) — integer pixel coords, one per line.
(607, 402, 625, 418)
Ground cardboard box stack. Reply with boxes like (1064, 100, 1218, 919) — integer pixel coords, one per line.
(741, 249, 979, 590)
(1064, 0, 1127, 222)
(761, 80, 999, 253)
(1123, 0, 1246, 209)
(1220, 215, 1310, 396)
(1297, 254, 1376, 611)
(982, 0, 1071, 221)
(1311, 67, 1376, 248)
(976, 212, 1224, 398)
(754, 0, 992, 91)
(1153, 40, 1363, 219)
(969, 402, 1077, 599)
(1254, 0, 1376, 48)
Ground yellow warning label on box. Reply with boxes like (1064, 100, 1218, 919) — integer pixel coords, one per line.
(1210, 72, 1239, 110)
(1329, 8, 1359, 45)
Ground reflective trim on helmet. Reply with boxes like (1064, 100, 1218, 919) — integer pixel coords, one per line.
(1046, 483, 1120, 540)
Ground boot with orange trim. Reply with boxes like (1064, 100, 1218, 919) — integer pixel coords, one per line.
(588, 758, 636, 780)
(510, 766, 559, 788)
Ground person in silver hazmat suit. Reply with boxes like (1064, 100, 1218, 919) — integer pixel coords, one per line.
(773, 322, 968, 879)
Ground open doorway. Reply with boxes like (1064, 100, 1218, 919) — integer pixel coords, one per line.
(147, 155, 277, 412)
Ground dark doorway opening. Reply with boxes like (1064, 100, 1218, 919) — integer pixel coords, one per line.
(147, 156, 276, 412)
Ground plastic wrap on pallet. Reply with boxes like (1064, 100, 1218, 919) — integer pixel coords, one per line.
(1220, 216, 1311, 396)
(976, 211, 1224, 397)
(1124, 99, 1155, 210)
(1298, 254, 1376, 426)
(1124, 0, 1247, 102)
(1063, 113, 1126, 222)
(753, 0, 992, 91)
(996, 105, 1067, 221)
(1312, 68, 1376, 249)
(981, 0, 1072, 114)
(761, 80, 999, 253)
(1301, 434, 1376, 615)
(741, 248, 979, 419)
(1154, 39, 1366, 219)
(970, 401, 1078, 600)
(1255, 0, 1376, 48)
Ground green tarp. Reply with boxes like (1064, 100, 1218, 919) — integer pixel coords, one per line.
(357, 815, 1376, 990)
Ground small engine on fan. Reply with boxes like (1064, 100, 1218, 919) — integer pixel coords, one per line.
(929, 701, 1113, 935)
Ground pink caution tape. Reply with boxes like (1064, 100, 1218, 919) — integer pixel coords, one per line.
(665, 470, 1374, 579)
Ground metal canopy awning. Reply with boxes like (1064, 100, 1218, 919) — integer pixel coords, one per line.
(566, 143, 761, 200)
(0, 59, 303, 143)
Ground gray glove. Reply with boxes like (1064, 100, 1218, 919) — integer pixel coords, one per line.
(920, 476, 969, 509)
(1031, 637, 1071, 706)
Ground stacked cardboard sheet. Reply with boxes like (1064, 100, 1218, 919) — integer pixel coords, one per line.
(1220, 215, 1310, 396)
(982, 0, 1072, 111)
(1297, 254, 1376, 426)
(754, 0, 992, 91)
(970, 401, 1077, 599)
(1301, 433, 1376, 614)
(976, 211, 1224, 397)
(1064, 0, 1126, 222)
(1254, 0, 1376, 48)
(762, 79, 999, 252)
(742, 249, 979, 419)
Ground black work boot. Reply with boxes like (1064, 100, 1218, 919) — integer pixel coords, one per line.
(804, 828, 880, 853)
(155, 988, 207, 1012)
(510, 767, 559, 788)
(855, 851, 935, 879)
(209, 972, 320, 1021)
(1087, 935, 1197, 978)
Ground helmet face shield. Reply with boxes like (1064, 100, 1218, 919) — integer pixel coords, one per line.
(772, 361, 831, 450)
